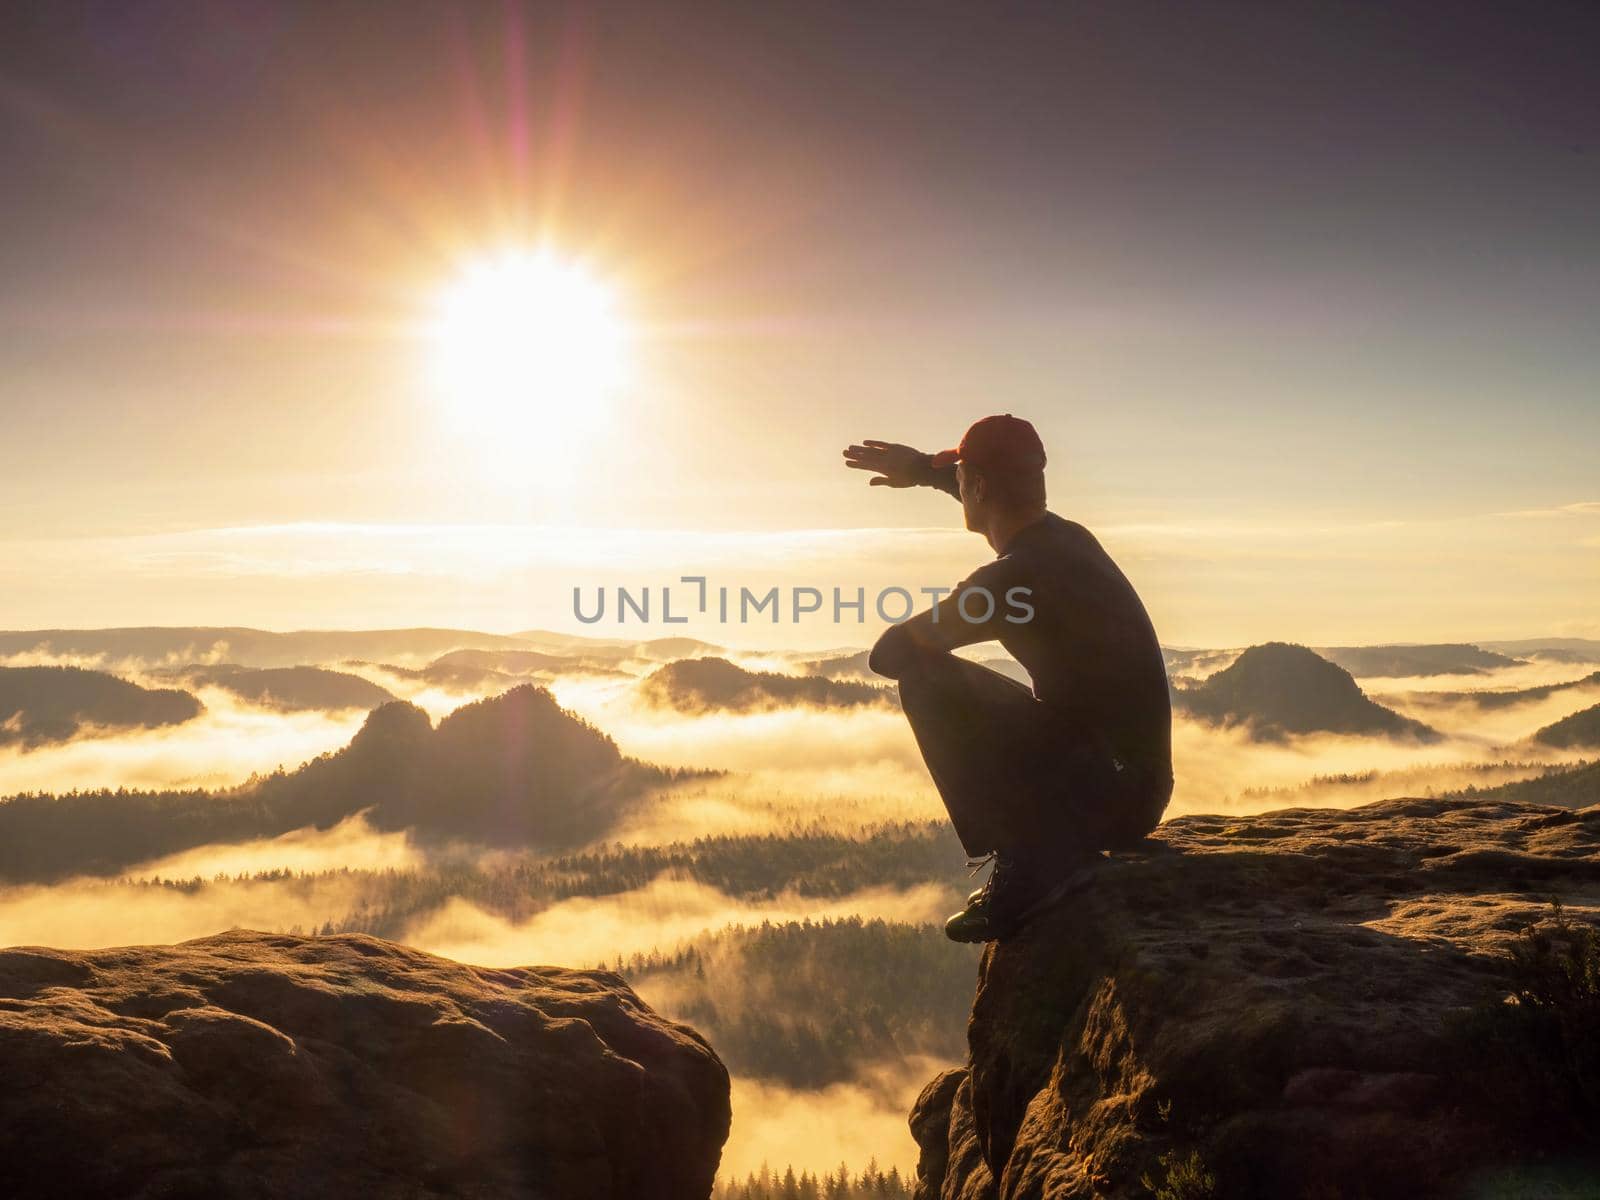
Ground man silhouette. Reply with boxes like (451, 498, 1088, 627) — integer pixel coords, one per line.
(844, 416, 1173, 941)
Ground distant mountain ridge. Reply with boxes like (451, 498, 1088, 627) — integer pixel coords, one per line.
(1312, 643, 1524, 678)
(1172, 643, 1442, 742)
(1163, 643, 1532, 683)
(0, 627, 534, 670)
(641, 657, 893, 713)
(1478, 637, 1600, 663)
(149, 664, 395, 713)
(1400, 670, 1600, 712)
(7, 626, 1588, 677)
(0, 666, 201, 749)
(428, 648, 629, 679)
(343, 659, 524, 694)
(512, 630, 724, 661)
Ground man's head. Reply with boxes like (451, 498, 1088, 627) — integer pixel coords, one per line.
(931, 414, 1048, 535)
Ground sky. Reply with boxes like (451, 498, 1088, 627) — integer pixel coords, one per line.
(1, 0, 1596, 647)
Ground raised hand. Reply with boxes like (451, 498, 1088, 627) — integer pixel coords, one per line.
(842, 439, 927, 488)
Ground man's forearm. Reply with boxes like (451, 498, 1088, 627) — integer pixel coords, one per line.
(868, 622, 916, 679)
(909, 453, 960, 500)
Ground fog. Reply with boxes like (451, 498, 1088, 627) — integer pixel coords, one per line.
(0, 645, 231, 673)
(0, 825, 962, 962)
(330, 663, 494, 721)
(132, 812, 419, 879)
(1166, 712, 1588, 816)
(0, 685, 365, 794)
(1378, 680, 1600, 747)
(604, 765, 946, 848)
(0, 871, 375, 949)
(5, 640, 1599, 1185)
(1359, 658, 1600, 697)
(6, 649, 1595, 868)
(718, 1056, 949, 1180)
(548, 673, 918, 771)
(402, 878, 960, 969)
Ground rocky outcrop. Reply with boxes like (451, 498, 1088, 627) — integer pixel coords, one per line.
(0, 930, 730, 1199)
(1172, 642, 1441, 742)
(911, 796, 1600, 1199)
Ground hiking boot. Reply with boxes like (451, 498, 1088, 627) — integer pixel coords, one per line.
(947, 851, 1106, 943)
(945, 855, 1036, 943)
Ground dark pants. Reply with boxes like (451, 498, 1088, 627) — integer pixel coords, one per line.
(897, 649, 1171, 867)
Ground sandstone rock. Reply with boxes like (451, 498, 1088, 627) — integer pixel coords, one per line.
(911, 796, 1600, 1199)
(0, 930, 729, 1199)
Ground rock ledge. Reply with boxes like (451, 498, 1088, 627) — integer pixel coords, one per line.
(911, 796, 1600, 1199)
(0, 930, 729, 1199)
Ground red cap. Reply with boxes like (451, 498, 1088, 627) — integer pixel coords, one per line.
(930, 414, 1047, 472)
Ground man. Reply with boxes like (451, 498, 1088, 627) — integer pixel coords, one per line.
(843, 415, 1173, 942)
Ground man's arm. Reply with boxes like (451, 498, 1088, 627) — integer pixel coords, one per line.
(869, 564, 1014, 678)
(843, 440, 960, 500)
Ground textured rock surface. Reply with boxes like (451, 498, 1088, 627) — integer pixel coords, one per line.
(911, 796, 1600, 1199)
(0, 930, 729, 1199)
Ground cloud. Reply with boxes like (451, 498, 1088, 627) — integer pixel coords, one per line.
(129, 813, 418, 879)
(547, 674, 919, 771)
(1493, 500, 1600, 519)
(603, 763, 947, 849)
(7, 646, 1593, 864)
(335, 661, 513, 721)
(534, 672, 951, 843)
(0, 644, 231, 672)
(1165, 706, 1592, 817)
(1373, 671, 1600, 748)
(1355, 658, 1598, 694)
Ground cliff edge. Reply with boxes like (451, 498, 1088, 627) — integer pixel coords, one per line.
(911, 796, 1600, 1199)
(0, 930, 730, 1199)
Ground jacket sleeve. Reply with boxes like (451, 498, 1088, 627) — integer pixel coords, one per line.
(910, 453, 961, 500)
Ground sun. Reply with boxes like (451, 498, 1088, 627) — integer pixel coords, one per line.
(428, 249, 629, 444)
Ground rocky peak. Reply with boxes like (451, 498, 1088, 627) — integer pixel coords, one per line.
(911, 795, 1600, 1199)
